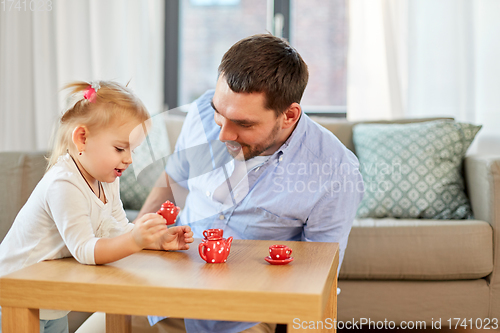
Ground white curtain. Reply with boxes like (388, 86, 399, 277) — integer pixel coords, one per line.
(347, 0, 407, 121)
(347, 0, 500, 155)
(0, 0, 165, 152)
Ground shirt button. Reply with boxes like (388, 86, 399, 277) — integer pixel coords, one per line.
(219, 215, 225, 220)
(206, 191, 210, 197)
(279, 156, 283, 162)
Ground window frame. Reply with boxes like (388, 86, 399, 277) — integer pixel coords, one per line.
(164, 0, 346, 117)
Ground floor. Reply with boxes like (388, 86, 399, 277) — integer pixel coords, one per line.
(338, 329, 500, 333)
(281, 322, 500, 332)
(70, 313, 500, 333)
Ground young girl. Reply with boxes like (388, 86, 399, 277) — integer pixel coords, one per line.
(0, 81, 193, 333)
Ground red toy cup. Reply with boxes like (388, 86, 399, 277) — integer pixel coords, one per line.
(269, 245, 293, 260)
(203, 228, 223, 240)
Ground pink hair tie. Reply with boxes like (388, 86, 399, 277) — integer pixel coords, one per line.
(83, 81, 101, 102)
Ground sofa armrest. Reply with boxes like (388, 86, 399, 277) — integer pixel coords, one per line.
(465, 155, 500, 226)
(0, 151, 47, 243)
(464, 155, 500, 318)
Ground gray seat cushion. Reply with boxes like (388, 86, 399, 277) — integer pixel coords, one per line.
(340, 218, 493, 280)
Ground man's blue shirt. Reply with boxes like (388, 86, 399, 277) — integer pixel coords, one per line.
(149, 90, 364, 333)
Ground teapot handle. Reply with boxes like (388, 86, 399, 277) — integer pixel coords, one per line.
(226, 236, 233, 250)
(198, 242, 208, 262)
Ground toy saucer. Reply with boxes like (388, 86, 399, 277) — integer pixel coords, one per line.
(265, 256, 294, 265)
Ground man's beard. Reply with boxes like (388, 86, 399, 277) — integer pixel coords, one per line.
(226, 121, 281, 161)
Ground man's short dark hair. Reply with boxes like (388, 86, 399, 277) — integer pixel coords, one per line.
(218, 34, 309, 117)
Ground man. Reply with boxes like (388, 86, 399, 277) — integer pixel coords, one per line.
(137, 34, 364, 333)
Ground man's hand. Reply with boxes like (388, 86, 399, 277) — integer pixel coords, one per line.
(153, 225, 194, 251)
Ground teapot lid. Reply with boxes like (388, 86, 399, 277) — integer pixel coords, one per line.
(206, 235, 223, 241)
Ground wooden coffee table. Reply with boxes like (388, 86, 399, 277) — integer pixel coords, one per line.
(0, 239, 339, 332)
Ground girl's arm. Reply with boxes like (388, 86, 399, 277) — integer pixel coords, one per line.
(94, 232, 142, 264)
(145, 225, 194, 251)
(94, 213, 167, 264)
(47, 179, 171, 265)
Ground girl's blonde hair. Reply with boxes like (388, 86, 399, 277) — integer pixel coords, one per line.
(47, 80, 150, 171)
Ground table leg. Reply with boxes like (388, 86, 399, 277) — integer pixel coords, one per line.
(1, 307, 39, 333)
(287, 274, 337, 333)
(106, 313, 131, 333)
(319, 274, 337, 333)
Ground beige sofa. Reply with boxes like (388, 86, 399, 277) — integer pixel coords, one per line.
(312, 117, 500, 327)
(1, 115, 499, 330)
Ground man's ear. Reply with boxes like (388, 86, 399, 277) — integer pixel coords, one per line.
(72, 126, 88, 153)
(281, 103, 302, 130)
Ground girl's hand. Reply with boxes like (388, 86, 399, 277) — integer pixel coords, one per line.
(132, 213, 169, 249)
(157, 225, 194, 251)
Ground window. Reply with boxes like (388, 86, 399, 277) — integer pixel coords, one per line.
(165, 0, 348, 117)
(291, 0, 348, 115)
(178, 0, 267, 106)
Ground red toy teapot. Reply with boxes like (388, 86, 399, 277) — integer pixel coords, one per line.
(156, 201, 180, 225)
(198, 236, 233, 263)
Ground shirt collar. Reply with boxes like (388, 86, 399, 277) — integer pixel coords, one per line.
(273, 112, 307, 159)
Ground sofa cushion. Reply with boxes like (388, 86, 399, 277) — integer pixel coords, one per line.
(309, 116, 454, 154)
(120, 116, 171, 211)
(353, 120, 481, 219)
(165, 114, 187, 153)
(119, 165, 154, 211)
(340, 218, 493, 280)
